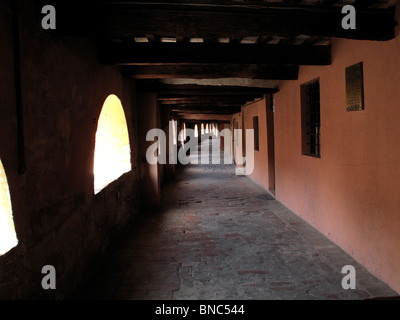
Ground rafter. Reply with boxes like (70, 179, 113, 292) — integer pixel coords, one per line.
(136, 82, 278, 95)
(99, 42, 331, 65)
(173, 113, 233, 121)
(171, 107, 241, 114)
(122, 64, 299, 80)
(159, 98, 254, 106)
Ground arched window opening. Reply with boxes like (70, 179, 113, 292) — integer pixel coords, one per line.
(0, 159, 18, 255)
(94, 94, 132, 194)
(194, 124, 199, 138)
(179, 122, 186, 144)
(172, 119, 177, 145)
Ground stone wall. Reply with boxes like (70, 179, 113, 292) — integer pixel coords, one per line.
(0, 0, 140, 299)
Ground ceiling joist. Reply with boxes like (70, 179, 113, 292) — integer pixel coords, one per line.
(99, 42, 331, 65)
(136, 82, 278, 95)
(122, 64, 299, 80)
(172, 113, 233, 122)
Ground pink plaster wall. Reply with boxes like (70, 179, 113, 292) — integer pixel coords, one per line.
(274, 8, 400, 292)
(232, 97, 275, 192)
(243, 99, 271, 191)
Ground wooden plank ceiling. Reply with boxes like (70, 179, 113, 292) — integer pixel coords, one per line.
(45, 0, 396, 121)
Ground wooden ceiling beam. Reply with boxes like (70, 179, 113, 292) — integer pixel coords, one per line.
(122, 64, 299, 80)
(318, 0, 340, 6)
(99, 42, 331, 65)
(173, 113, 233, 121)
(171, 108, 241, 114)
(171, 104, 242, 109)
(47, 1, 396, 41)
(158, 95, 258, 101)
(137, 83, 277, 96)
(160, 102, 246, 107)
(158, 96, 261, 104)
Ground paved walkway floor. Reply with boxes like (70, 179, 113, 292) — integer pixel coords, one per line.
(76, 145, 397, 300)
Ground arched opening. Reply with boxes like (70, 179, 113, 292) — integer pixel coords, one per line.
(94, 94, 132, 194)
(0, 159, 18, 255)
(179, 122, 186, 144)
(171, 119, 177, 145)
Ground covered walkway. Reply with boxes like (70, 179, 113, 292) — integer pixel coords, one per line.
(76, 141, 396, 300)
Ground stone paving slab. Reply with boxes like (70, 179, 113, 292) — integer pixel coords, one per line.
(76, 158, 397, 300)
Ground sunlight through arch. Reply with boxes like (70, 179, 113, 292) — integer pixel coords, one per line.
(0, 159, 18, 255)
(94, 94, 132, 194)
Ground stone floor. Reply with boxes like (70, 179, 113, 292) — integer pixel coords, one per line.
(75, 142, 397, 300)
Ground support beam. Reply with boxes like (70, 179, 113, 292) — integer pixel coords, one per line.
(136, 82, 278, 95)
(162, 103, 244, 108)
(99, 42, 331, 65)
(47, 1, 396, 41)
(158, 96, 261, 106)
(122, 64, 299, 80)
(171, 107, 241, 115)
(174, 113, 233, 122)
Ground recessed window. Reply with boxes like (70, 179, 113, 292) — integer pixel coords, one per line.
(301, 79, 321, 158)
(345, 62, 364, 111)
(253, 116, 259, 151)
(0, 159, 18, 255)
(94, 94, 132, 194)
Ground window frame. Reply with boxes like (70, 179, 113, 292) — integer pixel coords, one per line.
(300, 78, 321, 158)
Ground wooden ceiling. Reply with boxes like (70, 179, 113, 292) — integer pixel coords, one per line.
(43, 0, 397, 121)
